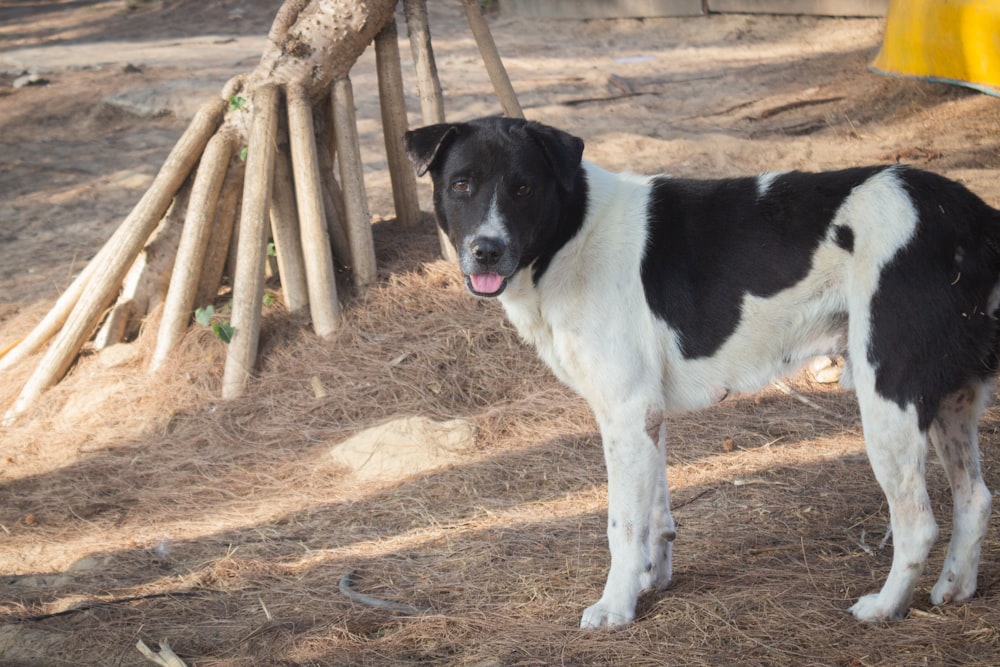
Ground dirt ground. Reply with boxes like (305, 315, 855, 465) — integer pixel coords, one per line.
(2, 1, 1000, 665)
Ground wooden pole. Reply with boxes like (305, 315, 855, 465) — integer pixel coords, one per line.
(403, 0, 455, 261)
(321, 160, 351, 267)
(95, 182, 192, 349)
(224, 203, 241, 293)
(202, 83, 249, 311)
(288, 84, 341, 337)
(317, 103, 351, 267)
(403, 0, 445, 124)
(461, 0, 524, 119)
(195, 160, 243, 309)
(5, 97, 225, 423)
(375, 16, 420, 228)
(151, 131, 235, 371)
(331, 76, 377, 293)
(269, 146, 310, 314)
(222, 84, 280, 400)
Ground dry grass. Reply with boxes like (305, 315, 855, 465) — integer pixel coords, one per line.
(3, 218, 1000, 666)
(4, 4, 1000, 666)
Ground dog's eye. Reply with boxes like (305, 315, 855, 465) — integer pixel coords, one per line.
(452, 180, 471, 193)
(515, 184, 533, 198)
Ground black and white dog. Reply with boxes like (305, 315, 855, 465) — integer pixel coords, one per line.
(405, 117, 1000, 629)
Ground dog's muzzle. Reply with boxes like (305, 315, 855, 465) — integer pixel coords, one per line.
(463, 235, 511, 297)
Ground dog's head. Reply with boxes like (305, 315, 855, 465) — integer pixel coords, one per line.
(405, 117, 584, 297)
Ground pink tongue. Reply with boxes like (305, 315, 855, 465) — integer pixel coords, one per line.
(469, 273, 504, 294)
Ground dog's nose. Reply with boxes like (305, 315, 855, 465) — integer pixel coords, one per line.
(471, 237, 505, 265)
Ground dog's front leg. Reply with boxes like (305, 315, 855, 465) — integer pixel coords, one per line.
(581, 408, 671, 629)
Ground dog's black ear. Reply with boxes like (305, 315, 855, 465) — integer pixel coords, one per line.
(404, 123, 461, 177)
(523, 122, 585, 191)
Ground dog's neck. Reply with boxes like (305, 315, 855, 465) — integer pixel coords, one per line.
(526, 162, 592, 286)
(498, 161, 655, 371)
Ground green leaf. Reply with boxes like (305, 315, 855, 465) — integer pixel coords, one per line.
(267, 241, 276, 257)
(194, 305, 215, 327)
(262, 292, 276, 307)
(228, 95, 247, 111)
(239, 146, 248, 162)
(212, 321, 235, 344)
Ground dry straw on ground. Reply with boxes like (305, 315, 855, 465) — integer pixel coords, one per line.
(4, 220, 1000, 666)
(3, 3, 1000, 666)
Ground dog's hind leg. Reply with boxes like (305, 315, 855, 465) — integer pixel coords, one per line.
(580, 399, 668, 629)
(849, 385, 938, 622)
(646, 416, 675, 591)
(929, 382, 993, 606)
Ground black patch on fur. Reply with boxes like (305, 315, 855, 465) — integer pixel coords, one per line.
(641, 168, 883, 358)
(532, 168, 588, 285)
(834, 225, 855, 253)
(867, 167, 1000, 430)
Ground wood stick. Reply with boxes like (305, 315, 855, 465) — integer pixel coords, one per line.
(331, 76, 377, 293)
(5, 97, 225, 423)
(461, 0, 523, 119)
(321, 158, 351, 267)
(151, 130, 235, 371)
(15, 591, 202, 623)
(92, 293, 130, 350)
(136, 639, 189, 667)
(195, 159, 244, 309)
(403, 0, 445, 124)
(402, 0, 454, 260)
(316, 103, 351, 267)
(224, 197, 241, 291)
(265, 247, 279, 281)
(269, 145, 310, 314)
(195, 73, 247, 309)
(288, 84, 341, 338)
(95, 181, 192, 349)
(375, 16, 420, 228)
(222, 84, 280, 400)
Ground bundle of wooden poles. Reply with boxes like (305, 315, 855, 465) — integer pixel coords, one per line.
(1, 0, 524, 424)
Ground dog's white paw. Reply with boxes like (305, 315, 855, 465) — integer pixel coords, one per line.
(930, 569, 976, 606)
(580, 599, 634, 629)
(849, 594, 906, 622)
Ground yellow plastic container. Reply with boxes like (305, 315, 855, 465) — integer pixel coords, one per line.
(871, 0, 1000, 97)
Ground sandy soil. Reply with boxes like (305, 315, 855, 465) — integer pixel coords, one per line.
(2, 1, 1000, 665)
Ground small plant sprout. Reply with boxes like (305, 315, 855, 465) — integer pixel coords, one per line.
(194, 304, 235, 344)
(194, 305, 215, 327)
